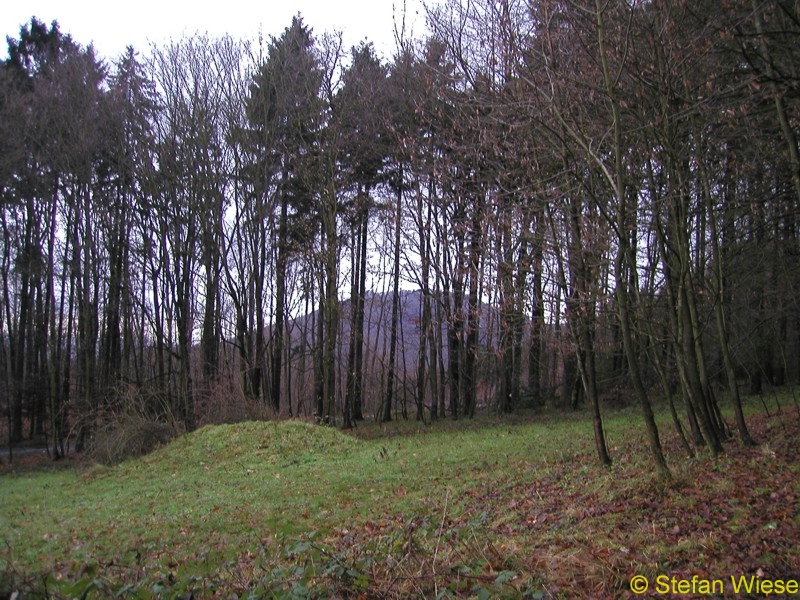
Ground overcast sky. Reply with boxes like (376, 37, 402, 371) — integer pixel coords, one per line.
(1, 0, 431, 63)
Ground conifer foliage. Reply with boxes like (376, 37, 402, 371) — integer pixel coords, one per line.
(1, 2, 799, 471)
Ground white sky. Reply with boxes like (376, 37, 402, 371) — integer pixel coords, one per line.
(1, 0, 431, 63)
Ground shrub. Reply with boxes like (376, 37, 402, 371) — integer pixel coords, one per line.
(88, 414, 176, 465)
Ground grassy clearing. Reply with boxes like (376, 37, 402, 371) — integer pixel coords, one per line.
(1, 396, 799, 598)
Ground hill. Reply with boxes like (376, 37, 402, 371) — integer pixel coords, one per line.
(1, 403, 799, 598)
(288, 288, 501, 364)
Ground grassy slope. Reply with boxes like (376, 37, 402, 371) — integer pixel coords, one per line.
(1, 399, 799, 598)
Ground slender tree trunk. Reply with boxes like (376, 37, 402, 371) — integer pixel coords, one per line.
(498, 206, 515, 413)
(344, 220, 360, 428)
(271, 196, 289, 413)
(463, 206, 482, 418)
(383, 180, 404, 422)
(322, 180, 339, 424)
(594, 0, 670, 479)
(581, 326, 612, 466)
(345, 190, 369, 426)
(353, 210, 368, 421)
(701, 156, 756, 446)
(416, 184, 432, 421)
(314, 277, 325, 420)
(528, 240, 544, 407)
(10, 197, 39, 443)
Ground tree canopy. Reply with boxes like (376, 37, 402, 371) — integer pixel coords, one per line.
(1, 2, 799, 474)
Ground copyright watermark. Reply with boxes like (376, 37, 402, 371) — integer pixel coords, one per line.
(629, 574, 799, 596)
(630, 575, 649, 594)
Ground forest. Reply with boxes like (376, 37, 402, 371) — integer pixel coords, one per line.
(1, 0, 799, 478)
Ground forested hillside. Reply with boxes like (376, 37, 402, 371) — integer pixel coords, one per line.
(1, 0, 799, 475)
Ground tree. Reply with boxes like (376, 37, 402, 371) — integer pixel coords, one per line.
(2, 18, 110, 452)
(148, 35, 235, 431)
(524, 0, 670, 474)
(245, 17, 325, 415)
(336, 42, 391, 426)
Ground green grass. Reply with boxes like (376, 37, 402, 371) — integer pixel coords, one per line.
(1, 396, 799, 598)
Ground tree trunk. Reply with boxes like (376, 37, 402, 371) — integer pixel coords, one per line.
(383, 181, 404, 422)
(463, 207, 483, 418)
(271, 196, 289, 413)
(594, 0, 670, 479)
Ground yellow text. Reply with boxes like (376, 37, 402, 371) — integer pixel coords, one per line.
(655, 575, 724, 595)
(730, 576, 799, 595)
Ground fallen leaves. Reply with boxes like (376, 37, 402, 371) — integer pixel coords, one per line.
(3, 410, 798, 598)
